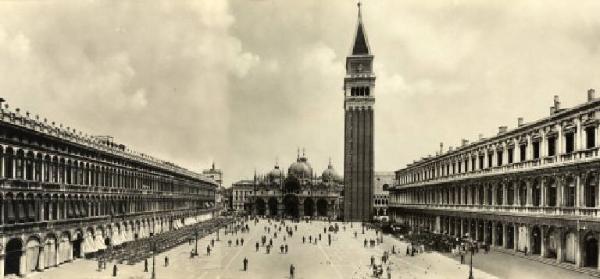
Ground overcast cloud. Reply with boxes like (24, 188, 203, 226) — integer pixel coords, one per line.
(2, 0, 600, 186)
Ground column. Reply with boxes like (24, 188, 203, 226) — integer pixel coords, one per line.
(540, 178, 546, 207)
(514, 224, 519, 252)
(37, 246, 45, 271)
(502, 183, 508, 206)
(491, 184, 497, 206)
(540, 226, 546, 258)
(483, 221, 488, 244)
(576, 230, 582, 267)
(556, 228, 564, 263)
(526, 181, 533, 206)
(475, 219, 480, 241)
(460, 218, 464, 237)
(502, 223, 508, 249)
(492, 221, 497, 246)
(576, 174, 583, 208)
(18, 248, 26, 276)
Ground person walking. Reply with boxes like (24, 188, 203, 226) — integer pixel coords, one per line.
(256, 242, 260, 252)
(370, 255, 375, 267)
(285, 244, 288, 254)
(241, 238, 244, 246)
(207, 245, 211, 256)
(302, 236, 305, 243)
(290, 264, 295, 279)
(113, 264, 118, 277)
(280, 244, 284, 254)
(243, 257, 248, 271)
(165, 256, 169, 267)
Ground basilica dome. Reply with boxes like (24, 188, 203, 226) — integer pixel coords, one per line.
(268, 164, 284, 179)
(288, 156, 313, 179)
(322, 162, 341, 183)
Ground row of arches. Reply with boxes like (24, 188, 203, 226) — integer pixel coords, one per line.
(397, 213, 600, 269)
(2, 212, 211, 277)
(394, 172, 600, 209)
(0, 145, 215, 197)
(0, 191, 213, 225)
(253, 196, 330, 218)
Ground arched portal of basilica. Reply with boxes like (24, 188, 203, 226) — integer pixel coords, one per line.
(248, 151, 344, 220)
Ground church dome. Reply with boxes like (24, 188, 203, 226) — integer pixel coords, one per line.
(268, 164, 284, 179)
(288, 157, 313, 179)
(322, 161, 341, 182)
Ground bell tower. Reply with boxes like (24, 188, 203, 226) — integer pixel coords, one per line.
(343, 2, 375, 222)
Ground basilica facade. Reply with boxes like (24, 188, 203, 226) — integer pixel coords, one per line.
(238, 151, 344, 220)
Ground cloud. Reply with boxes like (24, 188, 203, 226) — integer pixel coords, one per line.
(4, 0, 600, 186)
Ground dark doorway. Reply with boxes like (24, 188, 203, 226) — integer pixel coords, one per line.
(268, 198, 278, 217)
(585, 233, 599, 267)
(283, 195, 299, 218)
(317, 199, 328, 217)
(304, 198, 314, 217)
(5, 238, 22, 276)
(531, 226, 542, 255)
(255, 198, 266, 216)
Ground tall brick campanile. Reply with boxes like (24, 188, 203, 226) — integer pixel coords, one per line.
(344, 2, 375, 222)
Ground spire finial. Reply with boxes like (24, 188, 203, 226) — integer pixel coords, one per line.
(358, 1, 362, 19)
(329, 157, 332, 167)
(297, 147, 300, 160)
(302, 148, 306, 157)
(275, 156, 279, 167)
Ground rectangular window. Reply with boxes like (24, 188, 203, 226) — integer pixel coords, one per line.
(479, 155, 484, 170)
(548, 137, 556, 156)
(487, 154, 493, 168)
(565, 132, 575, 153)
(472, 158, 476, 171)
(508, 148, 514, 164)
(533, 141, 540, 159)
(520, 144, 527, 161)
(497, 150, 503, 166)
(586, 126, 596, 149)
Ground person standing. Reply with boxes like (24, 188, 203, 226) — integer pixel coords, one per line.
(165, 256, 169, 266)
(285, 244, 288, 254)
(302, 236, 305, 243)
(256, 242, 260, 252)
(113, 264, 118, 277)
(207, 245, 211, 256)
(290, 264, 295, 279)
(243, 257, 248, 271)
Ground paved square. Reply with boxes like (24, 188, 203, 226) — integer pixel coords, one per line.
(26, 219, 501, 279)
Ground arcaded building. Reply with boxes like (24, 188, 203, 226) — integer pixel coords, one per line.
(389, 90, 600, 270)
(234, 151, 344, 219)
(0, 103, 218, 278)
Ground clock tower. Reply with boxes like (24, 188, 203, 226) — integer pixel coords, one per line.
(343, 2, 375, 222)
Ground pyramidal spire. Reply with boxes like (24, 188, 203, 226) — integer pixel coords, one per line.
(352, 1, 370, 55)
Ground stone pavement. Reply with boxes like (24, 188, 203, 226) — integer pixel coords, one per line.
(23, 219, 569, 279)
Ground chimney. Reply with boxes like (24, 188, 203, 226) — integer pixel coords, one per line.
(550, 106, 556, 115)
(461, 139, 469, 147)
(554, 95, 560, 111)
(588, 89, 596, 102)
(448, 146, 454, 152)
(498, 126, 508, 134)
(517, 117, 524, 127)
(439, 142, 444, 155)
(478, 133, 484, 140)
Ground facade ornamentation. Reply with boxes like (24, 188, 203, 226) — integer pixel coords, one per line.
(389, 91, 600, 269)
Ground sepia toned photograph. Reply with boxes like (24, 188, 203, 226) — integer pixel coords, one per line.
(1, 0, 600, 278)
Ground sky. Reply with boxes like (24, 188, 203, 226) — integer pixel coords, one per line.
(1, 0, 600, 187)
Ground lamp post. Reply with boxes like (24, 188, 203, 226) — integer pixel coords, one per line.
(194, 229, 199, 257)
(151, 240, 157, 279)
(468, 241, 474, 279)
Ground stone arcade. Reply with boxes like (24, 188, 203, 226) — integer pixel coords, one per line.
(0, 103, 218, 278)
(390, 90, 600, 270)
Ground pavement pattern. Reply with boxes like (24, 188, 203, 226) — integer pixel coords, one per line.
(26, 219, 593, 279)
